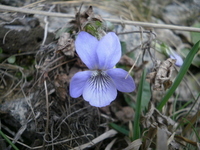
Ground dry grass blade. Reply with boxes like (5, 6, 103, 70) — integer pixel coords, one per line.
(71, 129, 118, 150)
(198, 142, 200, 149)
(0, 63, 24, 71)
(44, 80, 50, 143)
(105, 138, 117, 150)
(175, 135, 199, 147)
(156, 127, 168, 150)
(182, 110, 200, 135)
(167, 132, 175, 146)
(7, 124, 27, 149)
(123, 138, 142, 150)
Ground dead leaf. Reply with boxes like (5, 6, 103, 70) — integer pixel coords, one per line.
(85, 6, 103, 22)
(54, 74, 69, 87)
(69, 6, 103, 32)
(141, 102, 175, 129)
(57, 32, 75, 57)
(146, 58, 176, 90)
(119, 55, 135, 67)
(54, 74, 69, 101)
(163, 80, 173, 90)
(141, 103, 181, 149)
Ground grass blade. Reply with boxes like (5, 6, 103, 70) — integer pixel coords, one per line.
(109, 123, 129, 136)
(133, 68, 147, 140)
(0, 130, 19, 150)
(157, 41, 200, 111)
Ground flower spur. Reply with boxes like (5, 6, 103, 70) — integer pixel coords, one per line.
(70, 31, 135, 107)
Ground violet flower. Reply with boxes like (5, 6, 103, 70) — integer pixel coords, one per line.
(169, 52, 183, 67)
(70, 31, 135, 107)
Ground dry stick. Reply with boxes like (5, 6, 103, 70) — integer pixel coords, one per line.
(42, 5, 55, 45)
(0, 4, 200, 32)
(0, 15, 26, 25)
(32, 55, 65, 91)
(44, 80, 50, 146)
(125, 50, 142, 79)
(56, 106, 90, 131)
(1, 79, 22, 98)
(3, 30, 12, 44)
(0, 69, 18, 80)
(23, 0, 46, 8)
(117, 30, 157, 36)
(125, 28, 144, 79)
(42, 16, 49, 45)
(105, 18, 200, 32)
(0, 4, 74, 18)
(125, 27, 144, 78)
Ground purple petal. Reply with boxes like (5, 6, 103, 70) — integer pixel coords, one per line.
(70, 71, 92, 98)
(82, 72, 117, 107)
(170, 52, 183, 67)
(75, 31, 98, 69)
(96, 32, 121, 69)
(107, 68, 135, 92)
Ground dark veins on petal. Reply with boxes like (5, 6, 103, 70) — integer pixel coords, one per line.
(88, 71, 113, 92)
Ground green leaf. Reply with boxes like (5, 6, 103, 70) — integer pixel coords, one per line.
(7, 55, 16, 64)
(157, 41, 200, 111)
(124, 93, 136, 109)
(109, 123, 129, 136)
(94, 20, 102, 28)
(84, 21, 104, 39)
(141, 81, 151, 111)
(133, 68, 147, 140)
(120, 41, 127, 55)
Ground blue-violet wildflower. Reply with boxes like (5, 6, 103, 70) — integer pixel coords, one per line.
(169, 52, 183, 67)
(69, 31, 136, 107)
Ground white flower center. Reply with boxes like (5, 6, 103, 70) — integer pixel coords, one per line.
(89, 70, 112, 91)
(92, 70, 106, 77)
